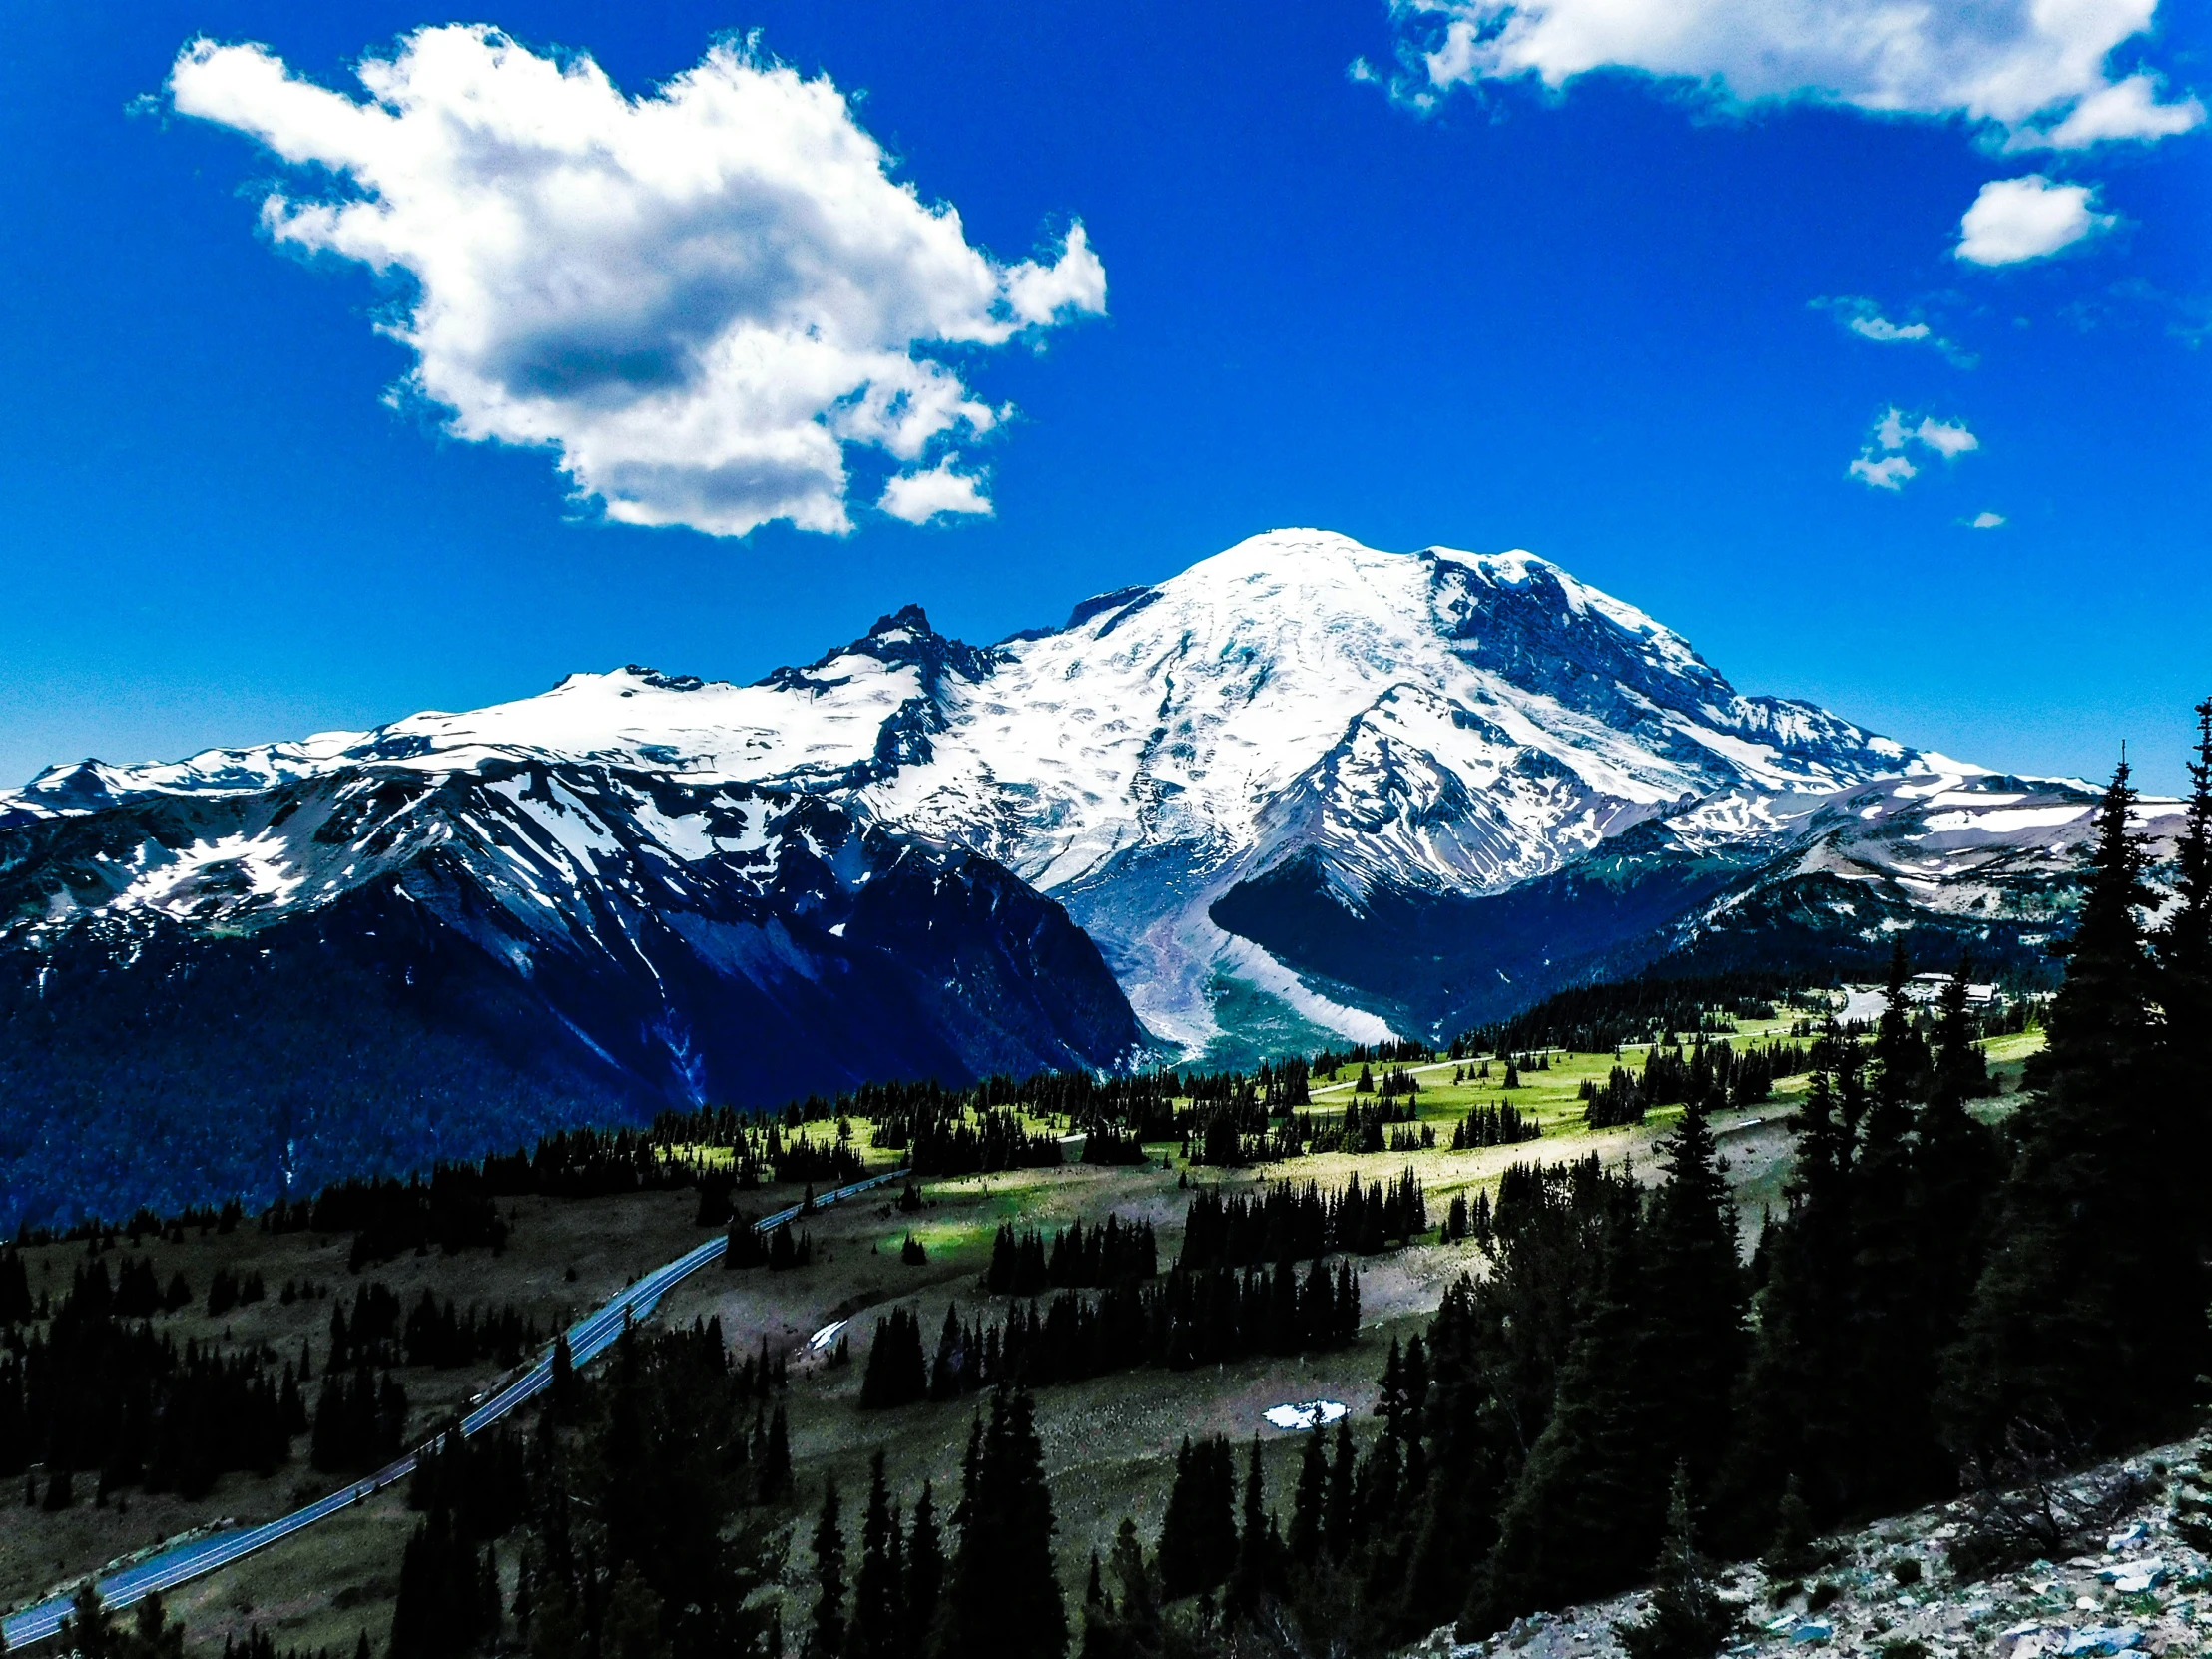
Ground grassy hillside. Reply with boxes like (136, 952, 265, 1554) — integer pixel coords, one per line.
(0, 1018, 2043, 1655)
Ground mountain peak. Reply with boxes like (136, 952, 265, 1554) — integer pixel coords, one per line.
(867, 604, 934, 640)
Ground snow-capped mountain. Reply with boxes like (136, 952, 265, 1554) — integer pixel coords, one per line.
(0, 528, 2161, 1217)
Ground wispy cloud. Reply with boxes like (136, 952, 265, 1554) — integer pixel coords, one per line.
(168, 27, 1106, 539)
(1811, 296, 1974, 366)
(1850, 406, 1979, 490)
(1970, 511, 2007, 528)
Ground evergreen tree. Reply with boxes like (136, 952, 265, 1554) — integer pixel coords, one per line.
(1287, 1429, 1328, 1564)
(1910, 962, 2002, 1432)
(2164, 700, 2212, 1027)
(1641, 1094, 1747, 1495)
(844, 1452, 905, 1659)
(1721, 1047, 1862, 1540)
(1843, 945, 1943, 1515)
(1474, 1184, 1662, 1628)
(1322, 1418, 1358, 1561)
(933, 1385, 1066, 1659)
(1229, 1435, 1276, 1616)
(904, 1480, 944, 1659)
(2156, 703, 2212, 1305)
(808, 1477, 847, 1659)
(1077, 1518, 1164, 1659)
(758, 1405, 793, 1502)
(1941, 758, 2201, 1452)
(1614, 1464, 1736, 1659)
(1157, 1435, 1236, 1600)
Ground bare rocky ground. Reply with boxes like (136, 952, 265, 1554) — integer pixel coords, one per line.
(1408, 1438, 2212, 1659)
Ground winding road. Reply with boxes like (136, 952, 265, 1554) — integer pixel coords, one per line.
(0, 1165, 910, 1649)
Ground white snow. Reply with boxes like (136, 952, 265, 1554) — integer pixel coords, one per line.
(1922, 804, 2093, 834)
(1264, 1399, 1350, 1431)
(12, 528, 2045, 1055)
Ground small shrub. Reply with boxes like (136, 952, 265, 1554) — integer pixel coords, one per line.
(1806, 1582, 1841, 1614)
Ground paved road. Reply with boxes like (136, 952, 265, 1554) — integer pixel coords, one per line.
(0, 1166, 910, 1649)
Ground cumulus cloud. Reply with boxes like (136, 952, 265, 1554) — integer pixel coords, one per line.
(1955, 175, 2116, 265)
(1811, 296, 1973, 365)
(1971, 511, 2007, 528)
(1850, 405, 1979, 490)
(1386, 0, 2202, 148)
(877, 454, 992, 524)
(167, 27, 1106, 538)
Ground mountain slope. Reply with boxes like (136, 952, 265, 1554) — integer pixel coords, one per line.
(0, 756, 1142, 1222)
(1, 527, 2160, 1191)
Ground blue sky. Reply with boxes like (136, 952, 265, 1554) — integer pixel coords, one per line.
(2, 0, 2207, 790)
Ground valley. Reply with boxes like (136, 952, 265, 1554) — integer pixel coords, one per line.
(0, 1004, 2042, 1653)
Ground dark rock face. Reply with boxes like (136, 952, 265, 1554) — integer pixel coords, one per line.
(0, 762, 1142, 1226)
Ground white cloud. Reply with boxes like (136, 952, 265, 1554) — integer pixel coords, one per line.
(167, 27, 1106, 539)
(1388, 0, 2202, 148)
(1811, 296, 1973, 365)
(1850, 452, 1919, 491)
(1850, 405, 1979, 489)
(1955, 175, 2116, 265)
(877, 454, 993, 524)
(1914, 415, 1979, 458)
(1971, 510, 2007, 528)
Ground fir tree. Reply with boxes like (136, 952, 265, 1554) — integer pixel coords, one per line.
(1157, 1435, 1237, 1600)
(1475, 1184, 1662, 1628)
(1642, 1094, 1747, 1495)
(1721, 1048, 1862, 1540)
(933, 1385, 1066, 1659)
(808, 1477, 847, 1659)
(844, 1451, 905, 1659)
(1844, 944, 1943, 1515)
(1941, 757, 2200, 1452)
(1287, 1428, 1328, 1563)
(1615, 1464, 1736, 1659)
(1229, 1435, 1276, 1615)
(904, 1480, 944, 1659)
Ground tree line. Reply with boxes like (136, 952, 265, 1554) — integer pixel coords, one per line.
(854, 1260, 1363, 1410)
(986, 1215, 1160, 1296)
(1176, 1170, 1427, 1269)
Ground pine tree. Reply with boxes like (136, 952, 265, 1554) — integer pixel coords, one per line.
(1322, 1417, 1358, 1560)
(1910, 961, 2002, 1433)
(1721, 1046, 1862, 1541)
(1157, 1435, 1236, 1600)
(1843, 944, 1943, 1515)
(809, 1477, 848, 1659)
(844, 1451, 905, 1659)
(904, 1480, 944, 1659)
(1641, 1094, 1747, 1495)
(1287, 1428, 1328, 1563)
(1475, 1185, 1663, 1628)
(1941, 757, 2199, 1452)
(933, 1385, 1066, 1659)
(1614, 1464, 1736, 1659)
(758, 1404, 793, 1502)
(1078, 1518, 1163, 1659)
(1229, 1435, 1275, 1615)
(2164, 700, 2212, 1025)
